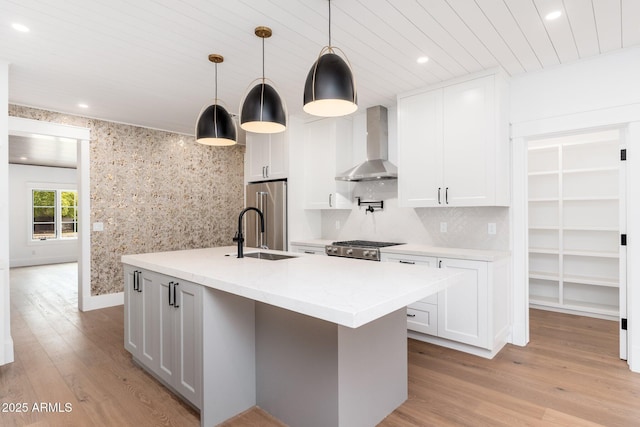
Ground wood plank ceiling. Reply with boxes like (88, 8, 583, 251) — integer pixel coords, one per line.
(1, 0, 639, 136)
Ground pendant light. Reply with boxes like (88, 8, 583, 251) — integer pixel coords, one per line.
(303, 0, 357, 117)
(195, 54, 237, 146)
(240, 26, 287, 134)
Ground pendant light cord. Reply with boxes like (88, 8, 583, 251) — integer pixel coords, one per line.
(262, 36, 265, 82)
(214, 62, 218, 102)
(328, 0, 332, 47)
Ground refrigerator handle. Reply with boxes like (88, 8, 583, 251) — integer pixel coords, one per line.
(260, 191, 268, 249)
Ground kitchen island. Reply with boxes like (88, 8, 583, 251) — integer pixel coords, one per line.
(122, 246, 461, 427)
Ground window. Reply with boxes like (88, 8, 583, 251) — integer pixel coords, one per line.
(32, 189, 78, 240)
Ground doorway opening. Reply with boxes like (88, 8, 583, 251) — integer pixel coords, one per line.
(8, 117, 91, 311)
(526, 128, 627, 359)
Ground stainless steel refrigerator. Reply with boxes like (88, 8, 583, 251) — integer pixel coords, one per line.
(245, 180, 287, 251)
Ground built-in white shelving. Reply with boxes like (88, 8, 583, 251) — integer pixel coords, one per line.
(527, 130, 622, 320)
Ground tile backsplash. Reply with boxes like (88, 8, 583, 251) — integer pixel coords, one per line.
(320, 181, 509, 251)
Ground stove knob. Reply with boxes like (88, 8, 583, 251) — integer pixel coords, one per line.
(363, 250, 370, 257)
(331, 247, 338, 253)
(346, 249, 353, 255)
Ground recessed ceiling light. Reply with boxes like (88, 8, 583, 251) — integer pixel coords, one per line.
(78, 103, 89, 109)
(545, 10, 562, 21)
(417, 56, 429, 64)
(19, 156, 28, 161)
(11, 23, 30, 32)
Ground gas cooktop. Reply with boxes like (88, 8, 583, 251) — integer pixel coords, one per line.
(325, 240, 404, 261)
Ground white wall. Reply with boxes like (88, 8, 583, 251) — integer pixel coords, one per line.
(509, 46, 640, 369)
(9, 164, 78, 267)
(1, 59, 14, 365)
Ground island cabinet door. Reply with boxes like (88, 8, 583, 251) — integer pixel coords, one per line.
(124, 266, 141, 355)
(173, 280, 203, 408)
(124, 266, 160, 371)
(157, 276, 203, 409)
(437, 258, 489, 348)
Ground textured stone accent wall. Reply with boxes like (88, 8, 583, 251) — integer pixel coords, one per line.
(9, 105, 244, 295)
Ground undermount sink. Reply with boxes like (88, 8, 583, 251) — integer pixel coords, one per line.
(244, 252, 298, 261)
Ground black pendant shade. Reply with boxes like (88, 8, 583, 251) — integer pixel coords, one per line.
(195, 53, 237, 146)
(303, 51, 357, 117)
(240, 81, 287, 134)
(239, 26, 287, 134)
(196, 103, 237, 146)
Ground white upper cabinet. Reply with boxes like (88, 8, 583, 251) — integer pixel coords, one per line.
(303, 117, 353, 209)
(245, 132, 288, 182)
(398, 71, 510, 207)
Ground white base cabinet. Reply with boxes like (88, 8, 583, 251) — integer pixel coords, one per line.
(124, 265, 203, 409)
(381, 252, 510, 359)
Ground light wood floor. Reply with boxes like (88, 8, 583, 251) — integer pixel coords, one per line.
(2, 263, 640, 426)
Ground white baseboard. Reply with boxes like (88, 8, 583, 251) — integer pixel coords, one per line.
(10, 257, 77, 268)
(80, 291, 123, 311)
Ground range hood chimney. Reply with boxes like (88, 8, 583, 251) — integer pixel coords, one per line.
(335, 105, 397, 181)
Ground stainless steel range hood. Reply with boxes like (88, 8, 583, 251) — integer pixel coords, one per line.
(335, 105, 397, 181)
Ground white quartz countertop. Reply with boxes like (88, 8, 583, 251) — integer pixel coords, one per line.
(122, 246, 460, 329)
(290, 239, 333, 248)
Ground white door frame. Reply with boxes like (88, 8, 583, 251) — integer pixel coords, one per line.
(510, 104, 640, 372)
(8, 117, 123, 312)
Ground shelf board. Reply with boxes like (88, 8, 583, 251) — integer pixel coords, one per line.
(563, 274, 619, 288)
(528, 225, 560, 230)
(563, 226, 618, 232)
(563, 196, 618, 202)
(528, 198, 560, 203)
(529, 247, 559, 255)
(528, 170, 559, 176)
(563, 250, 619, 258)
(529, 271, 559, 281)
(563, 166, 618, 174)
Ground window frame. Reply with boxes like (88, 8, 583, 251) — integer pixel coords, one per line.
(29, 185, 78, 243)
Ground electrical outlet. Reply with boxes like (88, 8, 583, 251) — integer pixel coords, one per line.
(440, 222, 447, 233)
(93, 222, 104, 232)
(488, 223, 496, 235)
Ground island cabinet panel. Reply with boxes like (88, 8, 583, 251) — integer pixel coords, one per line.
(123, 266, 203, 409)
(397, 71, 509, 208)
(381, 252, 510, 358)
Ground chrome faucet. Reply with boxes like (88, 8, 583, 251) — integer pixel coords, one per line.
(233, 207, 265, 258)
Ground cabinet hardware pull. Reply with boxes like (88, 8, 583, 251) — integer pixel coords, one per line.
(438, 260, 442, 268)
(445, 187, 449, 204)
(399, 260, 415, 265)
(438, 187, 441, 204)
(133, 271, 137, 291)
(304, 251, 315, 254)
(174, 282, 180, 308)
(265, 165, 269, 177)
(329, 193, 333, 207)
(262, 166, 266, 178)
(137, 271, 142, 292)
(407, 313, 416, 318)
(168, 281, 174, 306)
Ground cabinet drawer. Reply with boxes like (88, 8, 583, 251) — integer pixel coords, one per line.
(406, 305, 437, 335)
